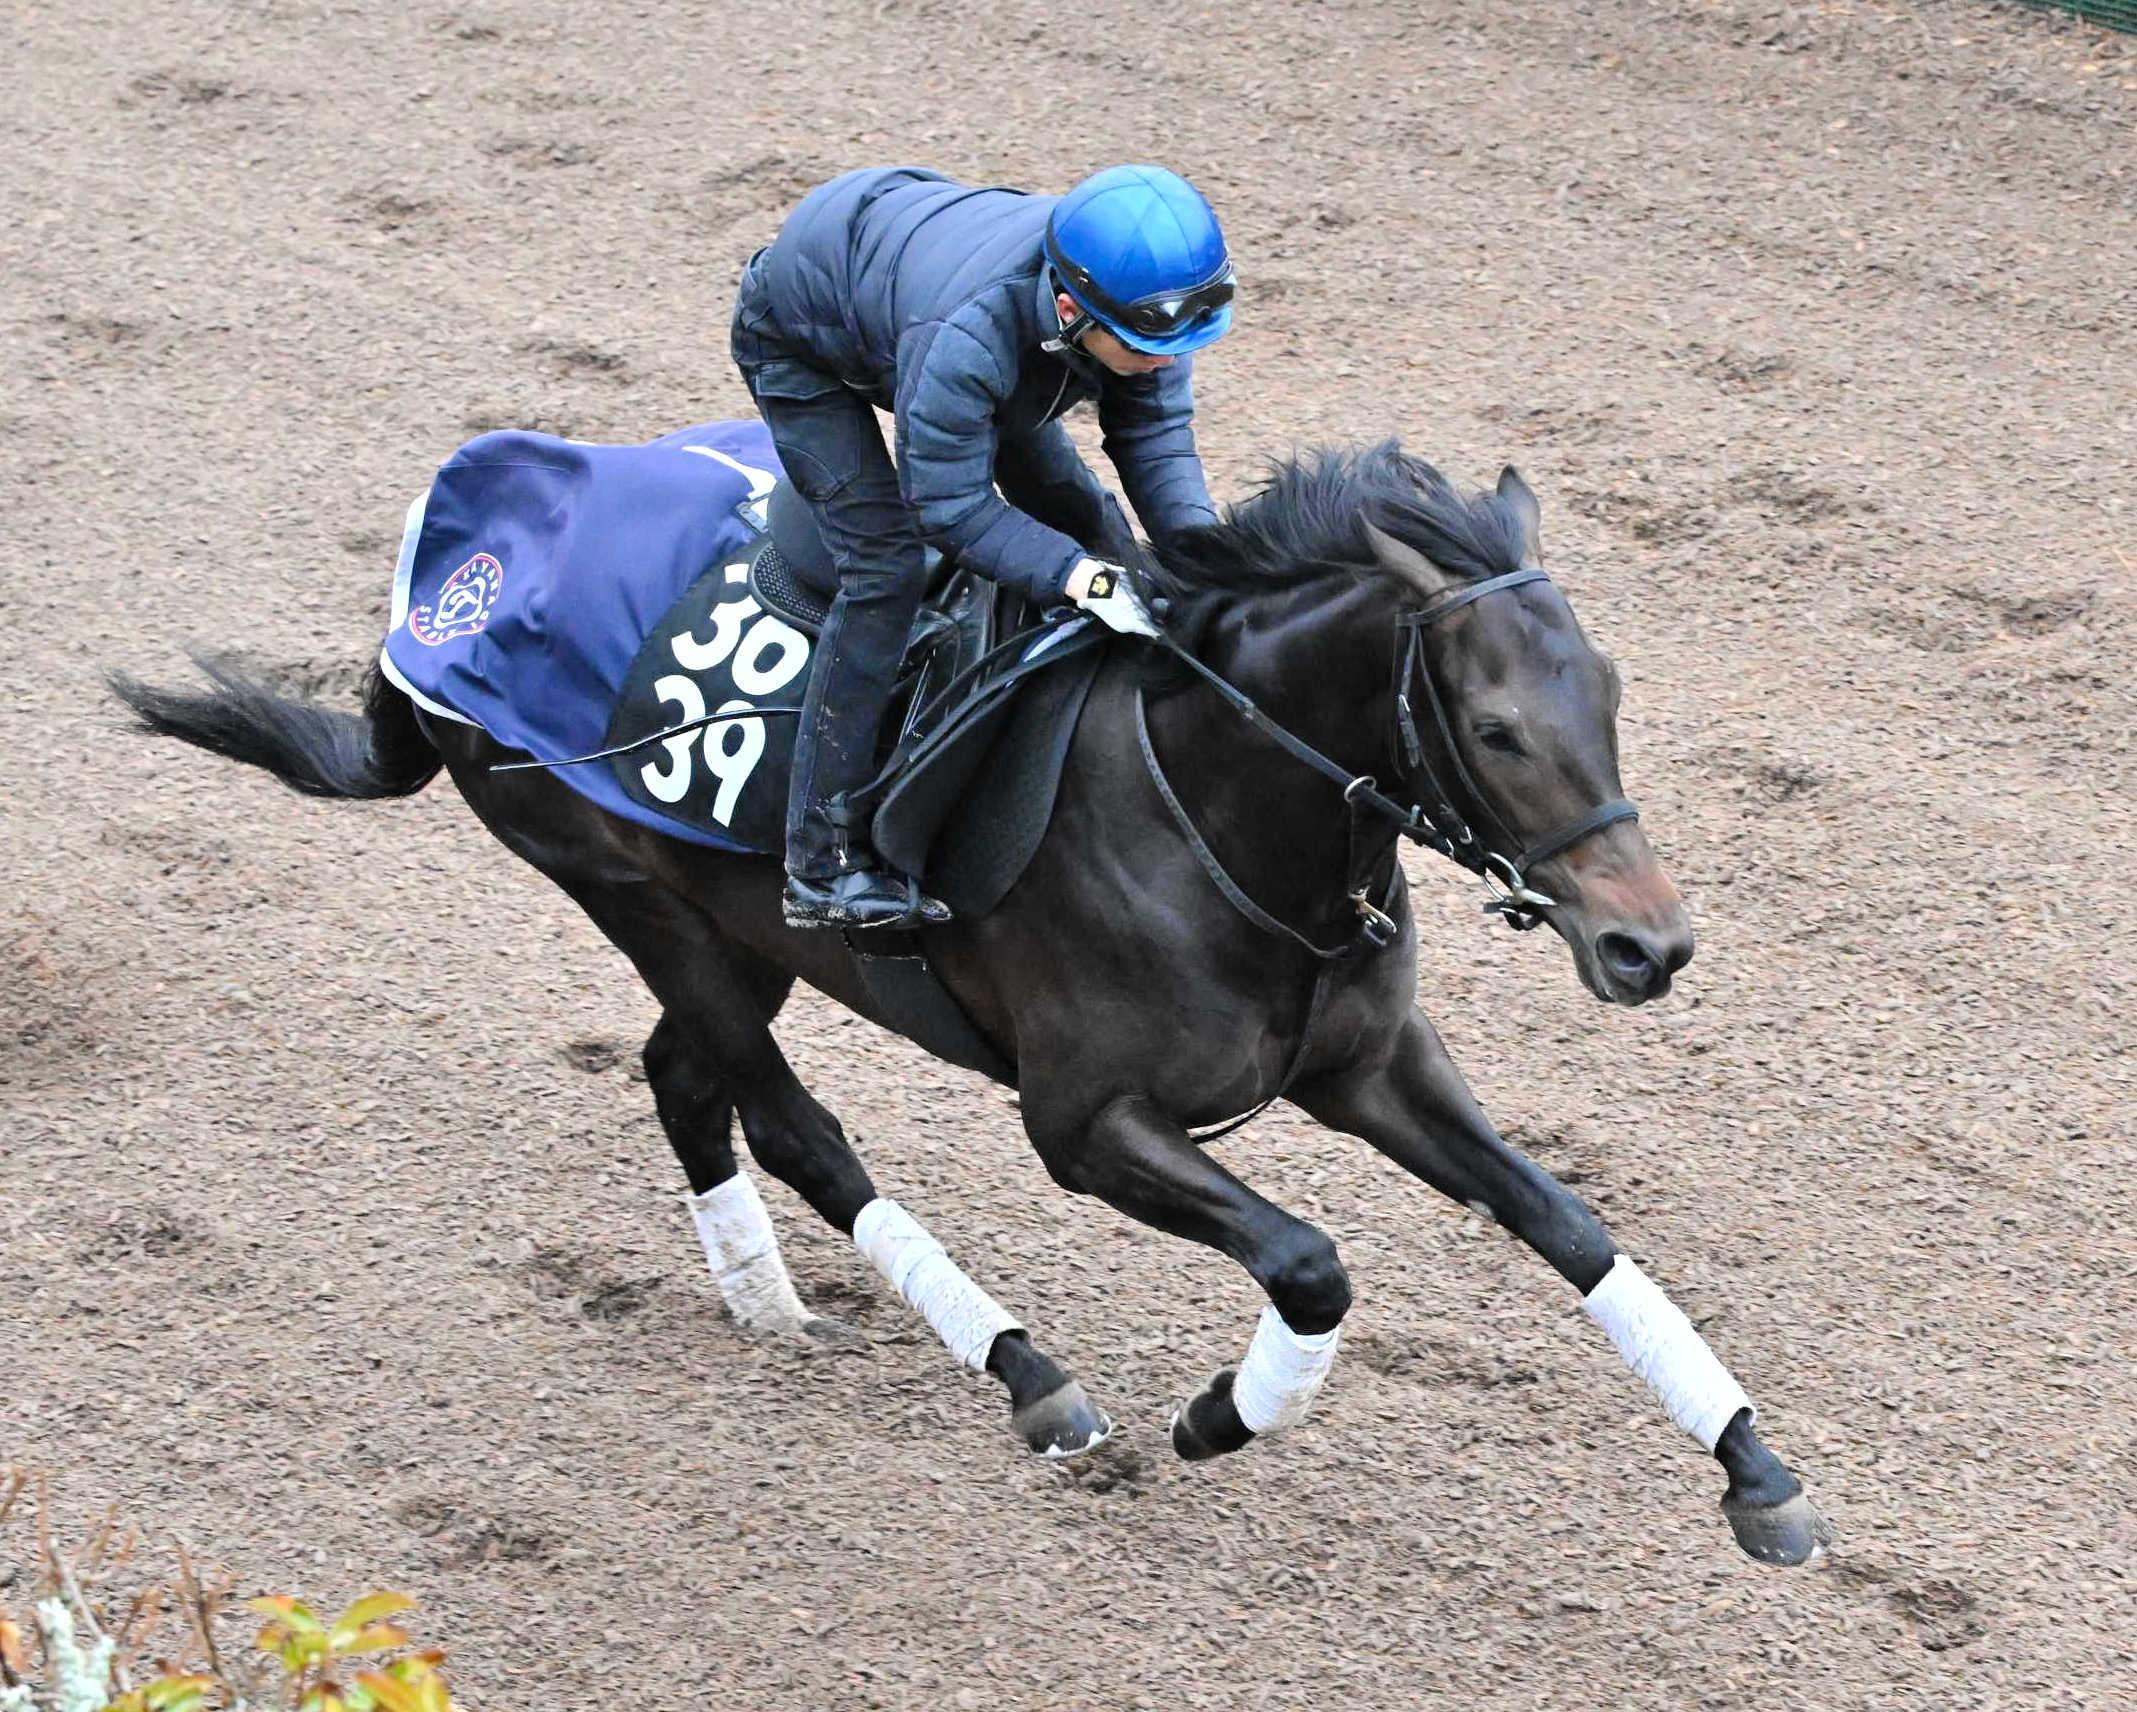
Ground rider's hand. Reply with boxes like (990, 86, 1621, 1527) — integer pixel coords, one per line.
(1067, 558, 1161, 639)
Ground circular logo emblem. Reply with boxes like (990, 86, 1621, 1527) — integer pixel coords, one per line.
(409, 552, 504, 645)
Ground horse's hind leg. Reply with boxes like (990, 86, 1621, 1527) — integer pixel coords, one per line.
(576, 894, 829, 1338)
(562, 875, 1111, 1456)
(1296, 1007, 1830, 1569)
(639, 1007, 821, 1339)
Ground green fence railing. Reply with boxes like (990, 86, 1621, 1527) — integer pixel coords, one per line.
(2015, 0, 2137, 32)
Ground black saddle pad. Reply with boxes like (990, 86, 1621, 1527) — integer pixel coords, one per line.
(603, 531, 818, 852)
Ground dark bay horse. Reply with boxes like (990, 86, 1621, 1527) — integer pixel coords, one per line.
(114, 442, 1829, 1566)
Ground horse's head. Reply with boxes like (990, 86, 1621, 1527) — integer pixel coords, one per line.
(1364, 466, 1692, 1005)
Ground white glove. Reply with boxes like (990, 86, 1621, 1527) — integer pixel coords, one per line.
(1069, 558, 1161, 639)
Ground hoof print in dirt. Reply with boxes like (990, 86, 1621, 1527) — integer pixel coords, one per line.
(578, 1276, 660, 1320)
(1052, 1439, 1152, 1498)
(397, 1497, 557, 1569)
(1831, 1558, 1986, 1651)
(79, 1206, 206, 1261)
(1722, 1487, 1834, 1568)
(797, 1315, 867, 1352)
(521, 1243, 658, 1320)
(560, 1037, 626, 1073)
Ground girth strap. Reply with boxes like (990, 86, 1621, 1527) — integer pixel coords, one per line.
(1184, 958, 1340, 1143)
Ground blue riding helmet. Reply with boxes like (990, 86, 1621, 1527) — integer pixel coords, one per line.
(1045, 165, 1235, 357)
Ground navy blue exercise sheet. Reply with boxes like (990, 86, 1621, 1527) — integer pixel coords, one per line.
(378, 419, 799, 851)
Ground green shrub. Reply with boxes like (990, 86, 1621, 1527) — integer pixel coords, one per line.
(0, 1472, 460, 1712)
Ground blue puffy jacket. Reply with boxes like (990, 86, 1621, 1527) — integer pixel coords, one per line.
(737, 167, 1219, 604)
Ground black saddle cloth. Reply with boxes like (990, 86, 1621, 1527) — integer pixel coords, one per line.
(601, 485, 1103, 918)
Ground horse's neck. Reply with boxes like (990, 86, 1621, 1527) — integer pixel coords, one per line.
(1151, 579, 1402, 928)
(1202, 575, 1397, 773)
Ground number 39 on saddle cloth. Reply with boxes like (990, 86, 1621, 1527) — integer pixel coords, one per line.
(377, 417, 1105, 910)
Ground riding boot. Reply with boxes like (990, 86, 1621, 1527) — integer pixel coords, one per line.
(782, 573, 950, 930)
(783, 795, 950, 929)
(737, 335, 951, 929)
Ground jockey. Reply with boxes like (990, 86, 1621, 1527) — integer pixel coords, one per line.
(731, 164, 1236, 929)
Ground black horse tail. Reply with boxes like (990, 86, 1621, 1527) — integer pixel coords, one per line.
(109, 655, 441, 800)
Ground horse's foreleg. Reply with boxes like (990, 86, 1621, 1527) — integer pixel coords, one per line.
(1035, 1094, 1352, 1461)
(1294, 1008, 1829, 1567)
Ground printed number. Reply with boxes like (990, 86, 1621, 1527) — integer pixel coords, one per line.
(702, 700, 765, 826)
(730, 616, 809, 696)
(669, 580, 809, 699)
(671, 594, 760, 673)
(639, 568, 808, 820)
(641, 681, 771, 827)
(641, 673, 707, 805)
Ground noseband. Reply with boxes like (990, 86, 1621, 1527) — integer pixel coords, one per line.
(1393, 568, 1640, 929)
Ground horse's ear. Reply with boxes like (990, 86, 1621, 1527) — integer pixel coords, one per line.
(1496, 465, 1543, 564)
(1363, 520, 1458, 601)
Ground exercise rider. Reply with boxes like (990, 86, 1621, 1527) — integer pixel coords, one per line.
(731, 164, 1237, 929)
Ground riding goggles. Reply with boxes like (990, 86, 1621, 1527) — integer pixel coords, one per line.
(1056, 258, 1237, 340)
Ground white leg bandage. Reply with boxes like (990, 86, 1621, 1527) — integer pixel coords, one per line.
(853, 1197, 1022, 1373)
(1231, 1305, 1341, 1434)
(1583, 1255, 1754, 1451)
(686, 1171, 811, 1335)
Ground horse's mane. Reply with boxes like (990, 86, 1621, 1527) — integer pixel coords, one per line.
(1148, 441, 1530, 612)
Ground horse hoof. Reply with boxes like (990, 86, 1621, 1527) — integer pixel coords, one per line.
(1170, 1368, 1255, 1462)
(1722, 1488, 1834, 1567)
(1012, 1380, 1114, 1459)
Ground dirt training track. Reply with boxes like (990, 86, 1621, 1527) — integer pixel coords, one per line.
(4, 1, 2134, 1706)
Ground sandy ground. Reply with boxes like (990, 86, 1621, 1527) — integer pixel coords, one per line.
(4, 0, 2134, 1706)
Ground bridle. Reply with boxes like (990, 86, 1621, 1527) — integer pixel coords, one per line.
(1141, 563, 1639, 956)
(1392, 567, 1640, 931)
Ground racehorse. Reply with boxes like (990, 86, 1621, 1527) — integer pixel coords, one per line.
(113, 439, 1829, 1566)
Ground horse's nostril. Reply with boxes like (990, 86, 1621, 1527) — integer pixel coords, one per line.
(1597, 931, 1662, 990)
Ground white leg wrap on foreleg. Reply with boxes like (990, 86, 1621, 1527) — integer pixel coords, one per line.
(1231, 1305, 1341, 1434)
(853, 1197, 1022, 1373)
(1582, 1254, 1754, 1451)
(685, 1171, 812, 1335)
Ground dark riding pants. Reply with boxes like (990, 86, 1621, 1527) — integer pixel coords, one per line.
(733, 282, 1134, 881)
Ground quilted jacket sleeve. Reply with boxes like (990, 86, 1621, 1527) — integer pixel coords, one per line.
(894, 309, 1087, 605)
(1098, 357, 1218, 546)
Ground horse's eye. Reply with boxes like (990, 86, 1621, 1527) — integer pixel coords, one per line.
(1474, 724, 1525, 756)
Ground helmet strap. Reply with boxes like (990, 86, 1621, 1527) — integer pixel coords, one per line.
(1039, 269, 1099, 356)
(1041, 313, 1097, 356)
